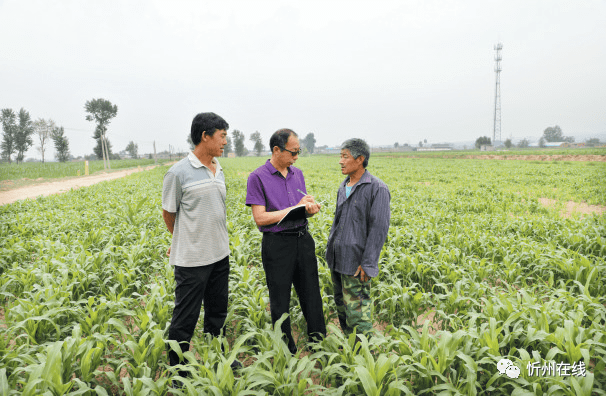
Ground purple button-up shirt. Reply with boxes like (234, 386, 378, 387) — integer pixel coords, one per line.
(246, 159, 308, 233)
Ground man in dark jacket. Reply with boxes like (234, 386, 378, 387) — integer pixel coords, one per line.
(326, 138, 391, 335)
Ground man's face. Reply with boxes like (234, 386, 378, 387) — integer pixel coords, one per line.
(204, 129, 227, 157)
(339, 149, 364, 175)
(275, 135, 300, 167)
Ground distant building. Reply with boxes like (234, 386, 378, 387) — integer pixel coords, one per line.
(480, 145, 494, 151)
(416, 144, 453, 152)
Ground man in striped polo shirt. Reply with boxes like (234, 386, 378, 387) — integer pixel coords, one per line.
(162, 112, 239, 381)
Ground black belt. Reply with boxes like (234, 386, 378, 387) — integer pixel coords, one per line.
(269, 226, 308, 237)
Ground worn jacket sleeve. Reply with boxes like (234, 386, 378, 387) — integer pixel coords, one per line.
(360, 184, 391, 277)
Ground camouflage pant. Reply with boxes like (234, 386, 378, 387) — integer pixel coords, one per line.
(331, 270, 373, 334)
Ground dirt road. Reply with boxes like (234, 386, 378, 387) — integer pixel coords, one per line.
(0, 165, 162, 206)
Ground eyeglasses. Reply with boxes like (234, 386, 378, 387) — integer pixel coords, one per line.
(282, 147, 302, 156)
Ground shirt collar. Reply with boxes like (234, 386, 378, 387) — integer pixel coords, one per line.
(265, 159, 292, 175)
(343, 169, 370, 187)
(188, 151, 221, 171)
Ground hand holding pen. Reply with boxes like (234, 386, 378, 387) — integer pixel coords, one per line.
(297, 189, 322, 215)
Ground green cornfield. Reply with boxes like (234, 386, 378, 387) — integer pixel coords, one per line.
(1, 156, 605, 395)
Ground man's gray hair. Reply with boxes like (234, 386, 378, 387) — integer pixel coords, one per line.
(341, 138, 370, 168)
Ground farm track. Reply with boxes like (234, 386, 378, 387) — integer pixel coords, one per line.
(0, 163, 173, 206)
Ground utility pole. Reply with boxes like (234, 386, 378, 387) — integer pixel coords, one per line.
(493, 42, 503, 146)
(153, 141, 157, 164)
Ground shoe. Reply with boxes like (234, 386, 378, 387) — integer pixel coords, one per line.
(171, 379, 184, 389)
(230, 360, 243, 370)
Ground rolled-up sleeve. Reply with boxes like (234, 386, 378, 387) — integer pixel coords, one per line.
(360, 185, 391, 277)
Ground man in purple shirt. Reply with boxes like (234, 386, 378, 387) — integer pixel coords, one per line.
(246, 128, 326, 354)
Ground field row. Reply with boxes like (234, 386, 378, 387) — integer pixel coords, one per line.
(0, 156, 605, 395)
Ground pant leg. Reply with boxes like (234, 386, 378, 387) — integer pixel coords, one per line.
(261, 233, 297, 354)
(330, 270, 351, 334)
(292, 232, 326, 342)
(168, 264, 213, 369)
(341, 274, 373, 334)
(203, 255, 230, 337)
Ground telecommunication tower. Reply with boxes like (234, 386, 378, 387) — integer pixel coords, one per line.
(493, 42, 503, 145)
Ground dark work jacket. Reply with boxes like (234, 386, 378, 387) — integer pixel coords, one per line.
(325, 170, 391, 278)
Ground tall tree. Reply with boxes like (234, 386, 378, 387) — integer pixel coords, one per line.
(249, 131, 264, 156)
(303, 133, 316, 154)
(394, 142, 399, 148)
(92, 126, 113, 160)
(222, 136, 232, 157)
(542, 125, 563, 142)
(504, 138, 513, 149)
(125, 141, 138, 159)
(542, 125, 574, 143)
(517, 138, 529, 148)
(34, 118, 55, 163)
(85, 98, 118, 170)
(585, 138, 601, 147)
(475, 136, 491, 149)
(15, 108, 34, 163)
(51, 126, 71, 162)
(0, 108, 17, 163)
(232, 130, 246, 157)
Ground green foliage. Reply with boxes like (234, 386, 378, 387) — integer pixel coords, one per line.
(543, 125, 575, 143)
(303, 133, 317, 154)
(249, 131, 264, 156)
(518, 138, 530, 148)
(232, 129, 246, 157)
(125, 141, 138, 159)
(15, 109, 35, 164)
(1, 156, 605, 394)
(475, 136, 491, 149)
(0, 109, 17, 163)
(85, 98, 118, 160)
(51, 126, 70, 163)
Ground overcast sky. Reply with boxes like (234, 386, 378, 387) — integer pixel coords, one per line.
(1, 0, 605, 159)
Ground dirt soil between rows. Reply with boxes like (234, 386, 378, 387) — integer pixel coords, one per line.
(0, 165, 167, 206)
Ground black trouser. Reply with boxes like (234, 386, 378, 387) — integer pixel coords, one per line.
(261, 231, 326, 354)
(168, 255, 230, 373)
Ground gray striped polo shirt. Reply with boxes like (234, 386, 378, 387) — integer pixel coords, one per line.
(162, 152, 229, 267)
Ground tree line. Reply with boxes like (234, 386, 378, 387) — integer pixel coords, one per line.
(475, 125, 601, 149)
(188, 130, 317, 157)
(1, 108, 70, 163)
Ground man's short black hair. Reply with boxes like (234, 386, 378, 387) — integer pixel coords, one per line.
(341, 138, 370, 168)
(269, 128, 298, 152)
(190, 112, 229, 146)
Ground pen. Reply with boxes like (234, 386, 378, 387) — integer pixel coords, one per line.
(297, 189, 325, 205)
